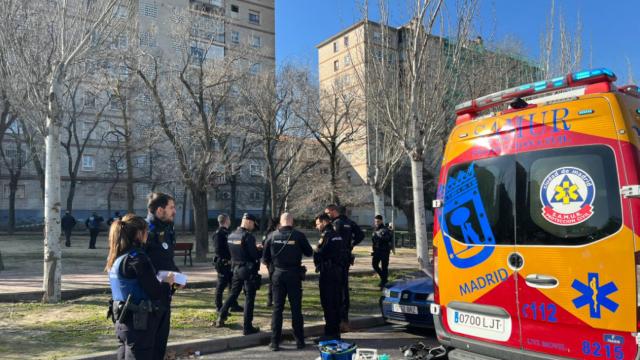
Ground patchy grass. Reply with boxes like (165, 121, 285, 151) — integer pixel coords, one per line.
(0, 270, 414, 359)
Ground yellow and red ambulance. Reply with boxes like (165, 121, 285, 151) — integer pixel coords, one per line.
(431, 68, 640, 359)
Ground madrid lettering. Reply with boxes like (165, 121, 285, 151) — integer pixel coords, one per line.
(459, 268, 509, 296)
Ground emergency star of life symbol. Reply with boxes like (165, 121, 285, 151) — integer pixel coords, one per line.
(572, 273, 619, 319)
(540, 167, 595, 226)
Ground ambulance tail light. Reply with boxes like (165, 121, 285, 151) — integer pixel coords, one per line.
(455, 67, 617, 124)
(433, 246, 439, 304)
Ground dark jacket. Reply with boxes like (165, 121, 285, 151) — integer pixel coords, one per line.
(144, 213, 180, 273)
(314, 225, 345, 266)
(262, 226, 313, 269)
(212, 227, 231, 261)
(332, 215, 364, 249)
(85, 215, 104, 230)
(228, 227, 260, 269)
(61, 214, 77, 231)
(372, 224, 393, 253)
(118, 248, 172, 305)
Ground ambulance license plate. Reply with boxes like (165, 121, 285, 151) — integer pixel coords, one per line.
(392, 304, 418, 314)
(453, 311, 505, 332)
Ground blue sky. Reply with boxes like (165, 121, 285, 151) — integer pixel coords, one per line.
(275, 0, 639, 84)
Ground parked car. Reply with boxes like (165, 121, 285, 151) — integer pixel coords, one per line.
(380, 271, 434, 328)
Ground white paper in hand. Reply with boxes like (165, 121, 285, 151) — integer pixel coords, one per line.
(157, 271, 188, 286)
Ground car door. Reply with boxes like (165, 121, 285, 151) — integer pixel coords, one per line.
(515, 98, 637, 359)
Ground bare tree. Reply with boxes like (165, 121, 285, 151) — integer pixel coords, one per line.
(0, 0, 133, 302)
(358, 0, 477, 271)
(539, 0, 583, 77)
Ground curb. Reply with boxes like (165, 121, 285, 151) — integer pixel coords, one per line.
(1, 269, 380, 303)
(65, 315, 386, 360)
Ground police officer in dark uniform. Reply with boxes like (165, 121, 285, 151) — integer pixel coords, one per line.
(212, 213, 243, 313)
(314, 213, 345, 341)
(144, 192, 180, 357)
(371, 215, 394, 288)
(215, 213, 262, 335)
(262, 213, 313, 351)
(324, 204, 364, 331)
(106, 214, 175, 360)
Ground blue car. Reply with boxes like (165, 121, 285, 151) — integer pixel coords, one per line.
(380, 272, 435, 328)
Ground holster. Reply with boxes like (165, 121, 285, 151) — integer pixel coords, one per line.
(252, 273, 263, 290)
(133, 301, 151, 330)
(299, 265, 308, 281)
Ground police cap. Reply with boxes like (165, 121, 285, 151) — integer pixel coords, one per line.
(242, 213, 257, 222)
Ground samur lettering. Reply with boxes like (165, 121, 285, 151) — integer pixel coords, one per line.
(459, 268, 509, 296)
(471, 108, 572, 156)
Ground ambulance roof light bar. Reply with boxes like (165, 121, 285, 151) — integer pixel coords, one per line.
(455, 68, 617, 121)
(619, 85, 640, 98)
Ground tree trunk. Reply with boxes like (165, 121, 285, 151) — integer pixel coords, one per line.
(124, 119, 134, 213)
(0, 250, 4, 271)
(191, 188, 209, 261)
(7, 176, 18, 235)
(410, 157, 429, 273)
(181, 186, 188, 232)
(43, 71, 63, 303)
(329, 153, 338, 205)
(229, 175, 237, 226)
(371, 186, 385, 219)
(260, 181, 269, 231)
(66, 176, 76, 213)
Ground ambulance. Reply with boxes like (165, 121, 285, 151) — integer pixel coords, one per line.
(431, 68, 640, 359)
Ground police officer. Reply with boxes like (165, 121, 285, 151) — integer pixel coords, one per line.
(371, 215, 394, 288)
(212, 213, 243, 313)
(262, 213, 313, 351)
(144, 192, 180, 357)
(314, 213, 345, 341)
(61, 211, 76, 247)
(106, 214, 175, 360)
(324, 204, 363, 331)
(215, 213, 262, 335)
(262, 217, 279, 308)
(85, 211, 104, 249)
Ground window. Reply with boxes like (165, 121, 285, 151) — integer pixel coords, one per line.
(84, 91, 96, 108)
(141, 2, 158, 18)
(250, 163, 263, 176)
(116, 159, 127, 170)
(82, 155, 95, 171)
(82, 122, 99, 140)
(216, 191, 231, 200)
(333, 60, 339, 72)
(249, 192, 261, 202)
(344, 36, 349, 47)
(135, 156, 146, 167)
(112, 186, 126, 201)
(114, 4, 128, 18)
(444, 156, 515, 246)
(250, 63, 262, 75)
(374, 49, 383, 61)
(342, 74, 351, 86)
(373, 31, 382, 43)
(250, 34, 261, 48)
(516, 146, 622, 246)
(320, 168, 329, 175)
(3, 184, 25, 199)
(344, 54, 351, 66)
(248, 10, 260, 24)
(139, 31, 156, 48)
(230, 4, 239, 17)
(109, 96, 120, 110)
(333, 42, 339, 53)
(210, 0, 222, 6)
(207, 45, 225, 60)
(231, 30, 240, 44)
(135, 183, 150, 197)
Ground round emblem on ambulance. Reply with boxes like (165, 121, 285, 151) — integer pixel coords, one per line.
(162, 242, 169, 250)
(540, 167, 595, 226)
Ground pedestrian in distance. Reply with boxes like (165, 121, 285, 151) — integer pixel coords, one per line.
(144, 192, 181, 358)
(108, 211, 122, 227)
(371, 215, 394, 288)
(314, 212, 346, 341)
(212, 213, 243, 314)
(262, 213, 313, 351)
(262, 217, 279, 308)
(215, 213, 262, 335)
(61, 211, 77, 247)
(85, 211, 104, 249)
(324, 204, 364, 332)
(105, 214, 175, 360)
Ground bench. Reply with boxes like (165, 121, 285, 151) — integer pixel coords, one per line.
(174, 242, 193, 267)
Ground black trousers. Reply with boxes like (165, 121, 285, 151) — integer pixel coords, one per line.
(340, 264, 350, 322)
(372, 250, 390, 285)
(115, 308, 169, 360)
(215, 262, 233, 310)
(320, 265, 344, 339)
(89, 229, 100, 248)
(267, 265, 275, 304)
(271, 268, 304, 345)
(219, 265, 257, 331)
(63, 229, 72, 246)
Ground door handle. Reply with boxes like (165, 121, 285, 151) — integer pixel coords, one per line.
(525, 274, 558, 288)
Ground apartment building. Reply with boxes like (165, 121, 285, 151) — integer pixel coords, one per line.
(0, 0, 276, 229)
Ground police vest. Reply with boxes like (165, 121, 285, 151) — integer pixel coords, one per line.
(109, 250, 150, 303)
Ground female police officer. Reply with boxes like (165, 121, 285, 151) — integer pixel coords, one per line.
(105, 214, 175, 360)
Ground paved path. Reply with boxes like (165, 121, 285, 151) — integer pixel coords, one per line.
(196, 324, 440, 360)
(0, 233, 418, 296)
